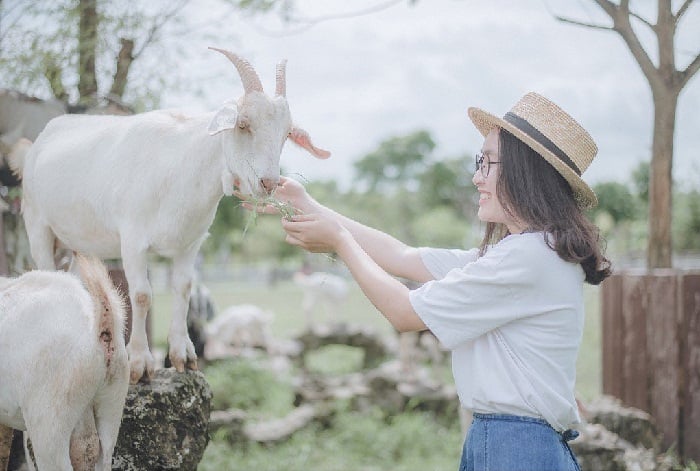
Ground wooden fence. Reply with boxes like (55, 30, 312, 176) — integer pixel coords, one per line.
(601, 270, 700, 462)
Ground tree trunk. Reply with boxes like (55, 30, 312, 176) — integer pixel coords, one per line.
(109, 38, 134, 99)
(77, 0, 98, 105)
(647, 89, 677, 268)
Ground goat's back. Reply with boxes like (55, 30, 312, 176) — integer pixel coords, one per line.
(19, 110, 225, 258)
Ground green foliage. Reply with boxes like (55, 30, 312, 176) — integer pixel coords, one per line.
(411, 206, 473, 248)
(354, 129, 436, 193)
(199, 406, 463, 471)
(591, 181, 639, 224)
(674, 189, 700, 251)
(418, 155, 477, 217)
(205, 359, 295, 416)
(632, 161, 650, 204)
(304, 345, 365, 375)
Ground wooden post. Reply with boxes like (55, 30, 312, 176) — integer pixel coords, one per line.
(646, 270, 680, 452)
(601, 274, 624, 398)
(602, 269, 700, 463)
(621, 271, 649, 411)
(680, 272, 700, 462)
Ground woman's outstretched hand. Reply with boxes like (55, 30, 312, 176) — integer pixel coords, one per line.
(281, 213, 348, 254)
(235, 176, 318, 217)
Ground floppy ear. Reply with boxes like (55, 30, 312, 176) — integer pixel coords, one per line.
(289, 127, 331, 159)
(208, 101, 239, 135)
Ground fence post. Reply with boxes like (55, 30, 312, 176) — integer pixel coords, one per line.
(680, 272, 700, 462)
(601, 269, 700, 462)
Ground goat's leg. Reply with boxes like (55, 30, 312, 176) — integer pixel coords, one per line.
(68, 412, 99, 471)
(24, 426, 72, 471)
(168, 250, 199, 372)
(121, 247, 155, 383)
(93, 373, 129, 471)
(22, 211, 56, 270)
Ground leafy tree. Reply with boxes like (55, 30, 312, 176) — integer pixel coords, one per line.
(353, 129, 435, 193)
(418, 155, 478, 220)
(0, 0, 282, 108)
(591, 181, 638, 223)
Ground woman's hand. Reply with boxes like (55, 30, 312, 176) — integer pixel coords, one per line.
(281, 213, 348, 254)
(236, 176, 320, 217)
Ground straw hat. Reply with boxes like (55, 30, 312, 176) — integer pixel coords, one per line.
(468, 92, 598, 209)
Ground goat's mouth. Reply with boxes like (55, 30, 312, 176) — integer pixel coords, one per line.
(234, 177, 278, 199)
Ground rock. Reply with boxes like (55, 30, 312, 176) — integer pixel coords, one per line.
(296, 323, 390, 369)
(584, 395, 660, 451)
(113, 368, 212, 471)
(571, 422, 660, 471)
(209, 409, 248, 444)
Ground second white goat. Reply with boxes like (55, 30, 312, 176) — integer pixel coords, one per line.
(10, 48, 330, 383)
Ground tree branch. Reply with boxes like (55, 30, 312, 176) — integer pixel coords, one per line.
(553, 15, 613, 31)
(675, 0, 694, 23)
(680, 51, 700, 88)
(592, 0, 659, 85)
(109, 38, 134, 99)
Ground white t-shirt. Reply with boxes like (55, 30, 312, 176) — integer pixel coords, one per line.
(408, 232, 584, 431)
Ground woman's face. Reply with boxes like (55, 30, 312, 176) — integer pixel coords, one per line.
(472, 129, 525, 234)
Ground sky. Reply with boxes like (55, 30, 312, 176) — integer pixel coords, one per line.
(163, 0, 700, 191)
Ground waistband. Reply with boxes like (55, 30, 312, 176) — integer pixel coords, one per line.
(472, 413, 580, 442)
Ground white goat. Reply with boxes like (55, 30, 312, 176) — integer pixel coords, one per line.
(0, 254, 129, 471)
(9, 47, 330, 383)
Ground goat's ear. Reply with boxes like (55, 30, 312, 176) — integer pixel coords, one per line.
(208, 101, 239, 135)
(289, 127, 331, 159)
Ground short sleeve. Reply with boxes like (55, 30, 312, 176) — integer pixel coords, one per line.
(418, 247, 479, 280)
(410, 238, 537, 349)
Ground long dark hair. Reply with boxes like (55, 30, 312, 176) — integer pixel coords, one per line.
(479, 129, 612, 285)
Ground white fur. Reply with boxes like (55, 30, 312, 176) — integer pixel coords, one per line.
(0, 256, 128, 471)
(10, 50, 329, 383)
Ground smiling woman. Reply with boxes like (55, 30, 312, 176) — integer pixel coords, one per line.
(243, 90, 612, 471)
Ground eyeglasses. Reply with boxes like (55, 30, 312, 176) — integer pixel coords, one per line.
(475, 153, 501, 178)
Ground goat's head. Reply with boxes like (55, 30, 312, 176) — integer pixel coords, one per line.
(207, 48, 330, 197)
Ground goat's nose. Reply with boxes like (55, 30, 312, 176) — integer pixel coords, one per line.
(260, 178, 279, 194)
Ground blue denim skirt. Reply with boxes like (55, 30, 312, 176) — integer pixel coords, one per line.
(459, 413, 581, 471)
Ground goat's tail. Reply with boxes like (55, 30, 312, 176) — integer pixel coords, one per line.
(74, 253, 127, 369)
(6, 137, 32, 179)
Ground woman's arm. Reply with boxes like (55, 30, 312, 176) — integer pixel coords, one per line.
(250, 177, 434, 283)
(281, 213, 427, 332)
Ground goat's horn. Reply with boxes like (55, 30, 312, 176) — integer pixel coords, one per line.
(209, 47, 263, 94)
(275, 59, 287, 97)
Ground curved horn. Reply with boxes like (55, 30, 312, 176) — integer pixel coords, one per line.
(209, 47, 263, 94)
(275, 59, 287, 97)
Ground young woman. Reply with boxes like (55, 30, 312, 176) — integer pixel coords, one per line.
(252, 92, 611, 470)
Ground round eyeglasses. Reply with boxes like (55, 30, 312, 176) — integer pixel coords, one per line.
(475, 153, 501, 178)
